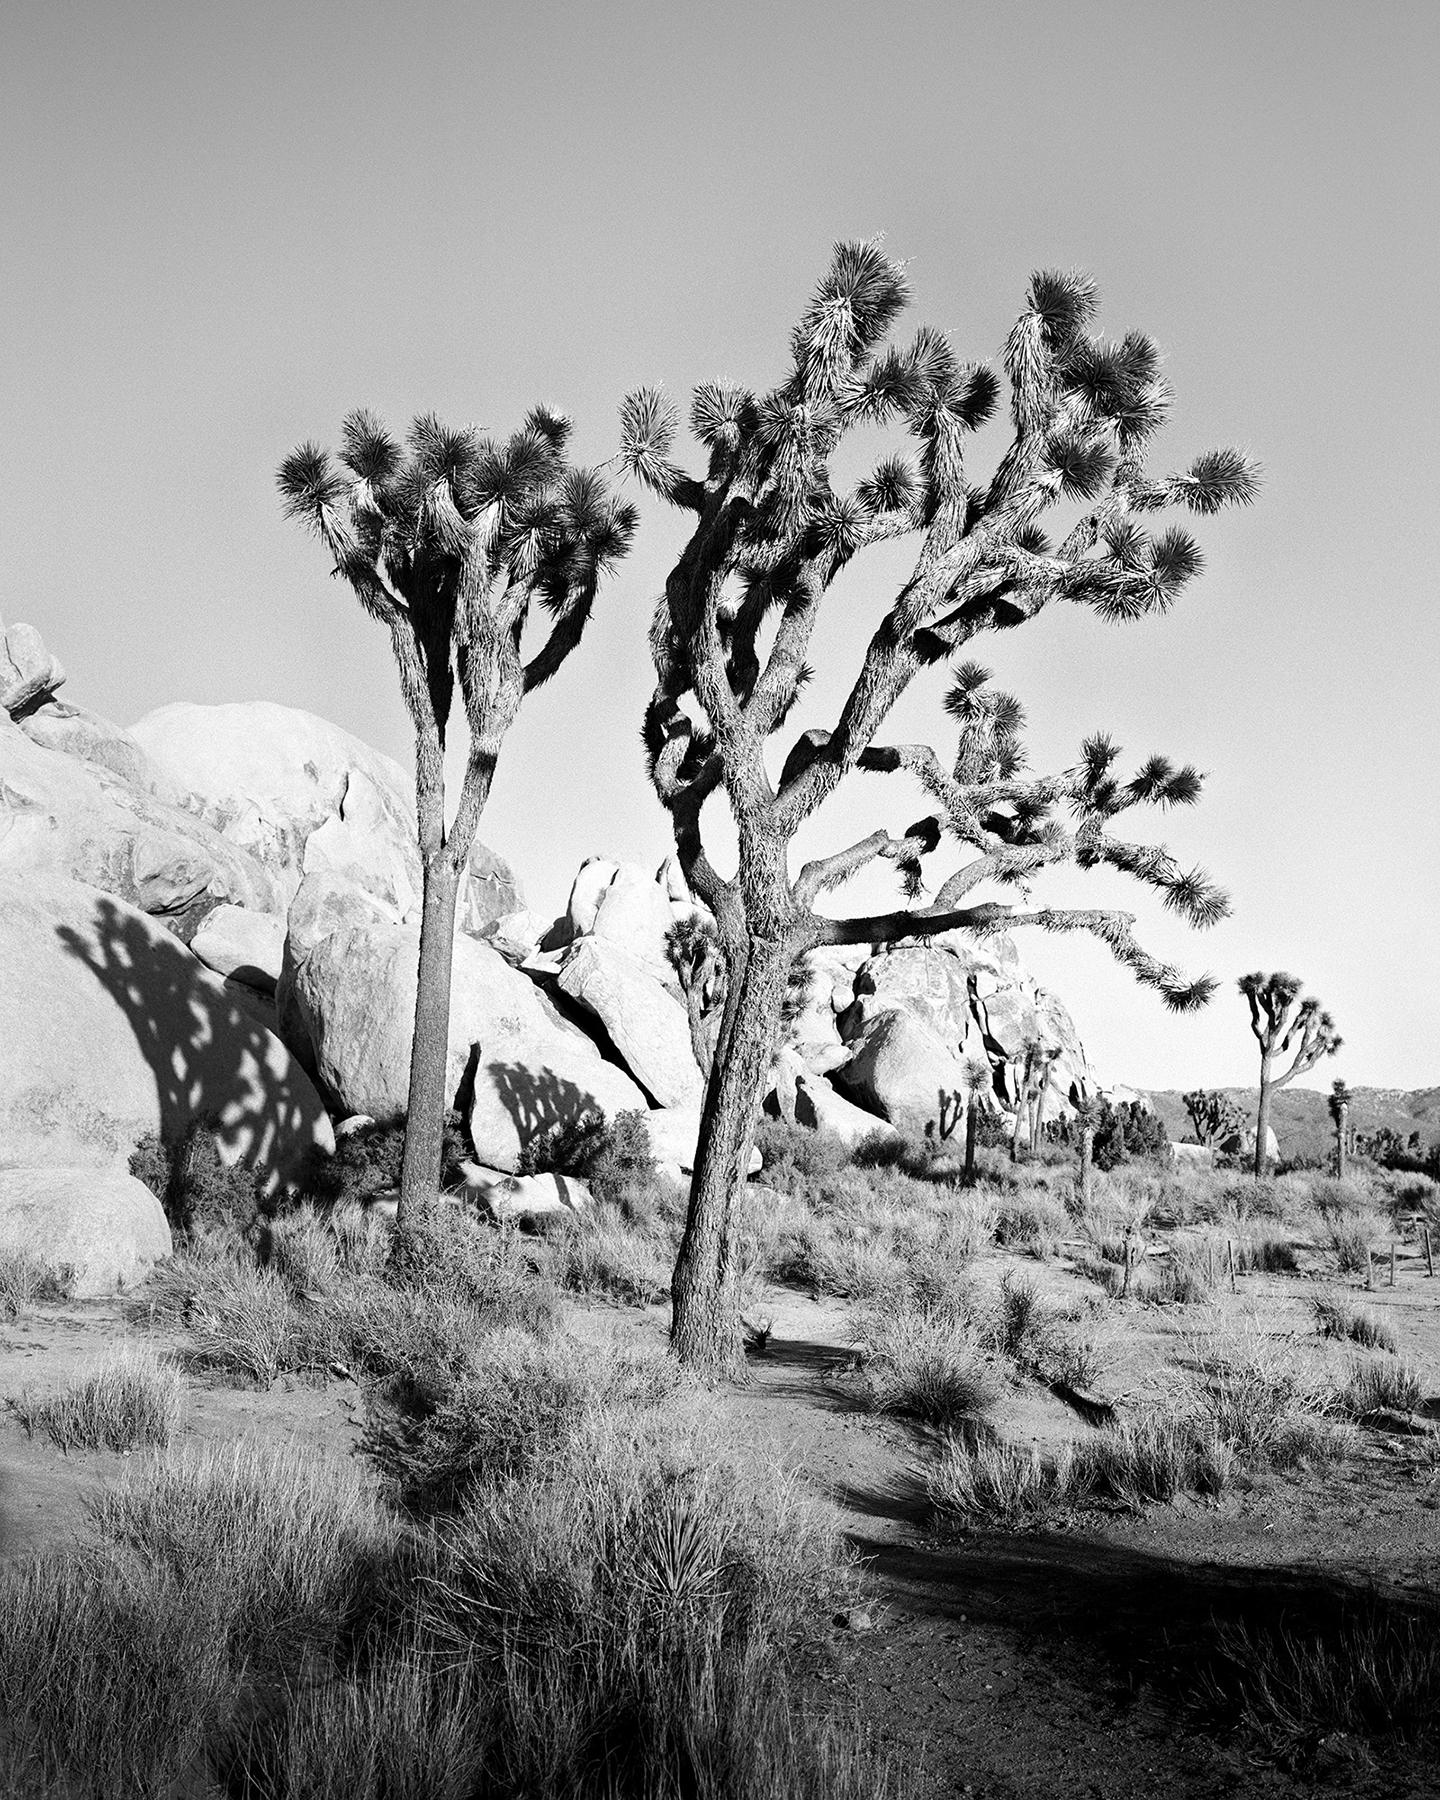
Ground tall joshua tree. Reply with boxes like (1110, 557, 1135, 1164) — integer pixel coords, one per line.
(621, 239, 1257, 1376)
(1237, 972, 1341, 1178)
(278, 410, 636, 1225)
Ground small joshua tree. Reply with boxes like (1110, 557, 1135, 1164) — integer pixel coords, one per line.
(958, 1051, 995, 1186)
(278, 410, 635, 1225)
(1329, 1077, 1352, 1180)
(1072, 1094, 1103, 1216)
(1183, 1087, 1245, 1147)
(1237, 972, 1341, 1178)
(665, 912, 727, 1075)
(623, 240, 1256, 1374)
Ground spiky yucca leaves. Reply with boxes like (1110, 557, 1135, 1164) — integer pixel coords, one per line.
(279, 409, 635, 1222)
(1238, 972, 1342, 1176)
(1184, 1088, 1244, 1147)
(625, 238, 1256, 1377)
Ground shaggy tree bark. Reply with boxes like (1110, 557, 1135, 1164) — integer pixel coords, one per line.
(622, 241, 1257, 1377)
(279, 411, 635, 1225)
(1238, 972, 1341, 1178)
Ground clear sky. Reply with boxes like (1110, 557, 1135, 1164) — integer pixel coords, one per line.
(4, 0, 1436, 1092)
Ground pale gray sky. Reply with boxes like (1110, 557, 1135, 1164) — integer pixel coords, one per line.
(4, 0, 1436, 1090)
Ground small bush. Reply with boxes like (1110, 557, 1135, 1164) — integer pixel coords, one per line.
(1313, 1297, 1399, 1355)
(928, 1435, 1071, 1525)
(13, 1347, 187, 1452)
(753, 1117, 854, 1199)
(1193, 1336, 1336, 1461)
(185, 1263, 304, 1385)
(309, 1116, 470, 1208)
(0, 1250, 72, 1316)
(1071, 1412, 1233, 1505)
(856, 1302, 1001, 1429)
(1340, 1356, 1424, 1417)
(130, 1118, 264, 1243)
(386, 1204, 558, 1335)
(1237, 1230, 1300, 1274)
(993, 1270, 1049, 1362)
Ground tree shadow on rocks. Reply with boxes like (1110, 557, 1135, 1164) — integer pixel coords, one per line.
(56, 894, 327, 1188)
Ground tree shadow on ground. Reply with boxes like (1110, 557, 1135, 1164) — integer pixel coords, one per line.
(56, 895, 323, 1182)
(844, 1509, 1440, 1721)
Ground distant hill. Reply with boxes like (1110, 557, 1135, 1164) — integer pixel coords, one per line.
(1145, 1086, 1440, 1165)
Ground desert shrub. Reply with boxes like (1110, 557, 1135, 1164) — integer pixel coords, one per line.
(993, 1192, 1067, 1257)
(1339, 1356, 1424, 1417)
(184, 1263, 309, 1385)
(309, 1116, 470, 1208)
(753, 1116, 855, 1200)
(265, 1203, 343, 1294)
(928, 1435, 1071, 1526)
(1071, 1411, 1233, 1505)
(992, 1269, 1050, 1362)
(0, 1250, 72, 1316)
(767, 1214, 900, 1301)
(386, 1203, 557, 1334)
(1202, 1599, 1440, 1749)
(551, 1202, 672, 1305)
(1190, 1333, 1338, 1461)
(363, 1328, 607, 1512)
(855, 1298, 1001, 1429)
(328, 1202, 391, 1278)
(1313, 1297, 1399, 1355)
(1236, 1229, 1300, 1274)
(517, 1107, 663, 1214)
(12, 1346, 187, 1451)
(130, 1118, 265, 1244)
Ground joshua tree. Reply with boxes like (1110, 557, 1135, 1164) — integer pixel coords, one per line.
(1028, 1043, 1063, 1156)
(278, 410, 635, 1225)
(1329, 1077, 1352, 1180)
(1072, 1094, 1103, 1215)
(1183, 1087, 1244, 1147)
(1009, 1033, 1051, 1162)
(622, 239, 1257, 1374)
(958, 1051, 994, 1185)
(665, 912, 727, 1074)
(1237, 972, 1341, 1178)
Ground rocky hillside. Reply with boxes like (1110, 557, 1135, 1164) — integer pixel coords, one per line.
(1147, 1086, 1440, 1164)
(1, 611, 1105, 1290)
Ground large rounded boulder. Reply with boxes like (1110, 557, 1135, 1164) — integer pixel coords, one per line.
(0, 873, 333, 1185)
(0, 1168, 171, 1296)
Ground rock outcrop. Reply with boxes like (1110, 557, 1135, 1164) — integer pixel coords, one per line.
(279, 871, 646, 1171)
(0, 710, 282, 919)
(0, 616, 65, 718)
(556, 938, 703, 1110)
(0, 1167, 171, 1296)
(0, 873, 333, 1185)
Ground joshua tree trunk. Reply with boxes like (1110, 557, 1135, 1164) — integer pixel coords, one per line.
(1078, 1120, 1095, 1214)
(1029, 1068, 1052, 1156)
(963, 1099, 980, 1186)
(1335, 1102, 1349, 1180)
(670, 934, 792, 1380)
(1253, 1054, 1274, 1179)
(398, 855, 462, 1220)
(1010, 1077, 1027, 1163)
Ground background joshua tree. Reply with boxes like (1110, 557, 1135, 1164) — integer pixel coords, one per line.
(1183, 1087, 1245, 1147)
(665, 913, 727, 1075)
(1329, 1077, 1352, 1180)
(278, 410, 635, 1225)
(1237, 972, 1341, 1178)
(958, 1051, 994, 1185)
(1071, 1093, 1103, 1214)
(621, 239, 1257, 1375)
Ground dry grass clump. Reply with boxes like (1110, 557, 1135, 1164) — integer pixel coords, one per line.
(1235, 1229, 1301, 1274)
(12, 1346, 188, 1452)
(1188, 1330, 1338, 1463)
(993, 1191, 1067, 1258)
(550, 1202, 674, 1305)
(0, 1251, 73, 1317)
(857, 1307, 1002, 1429)
(1202, 1600, 1440, 1750)
(1339, 1356, 1425, 1418)
(1313, 1296, 1400, 1355)
(927, 1436, 1072, 1524)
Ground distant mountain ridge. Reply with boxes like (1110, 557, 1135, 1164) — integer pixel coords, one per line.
(1145, 1086, 1440, 1163)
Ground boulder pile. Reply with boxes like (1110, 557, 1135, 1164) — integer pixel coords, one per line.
(0, 612, 1100, 1287)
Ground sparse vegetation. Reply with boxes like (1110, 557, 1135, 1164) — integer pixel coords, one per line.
(1314, 1296, 1400, 1354)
